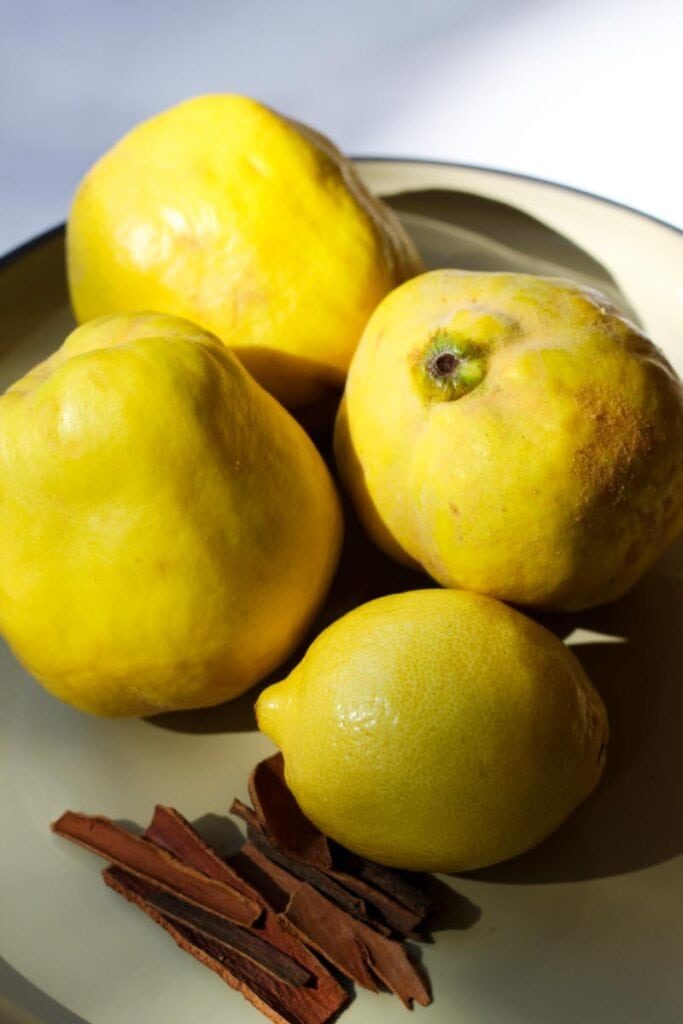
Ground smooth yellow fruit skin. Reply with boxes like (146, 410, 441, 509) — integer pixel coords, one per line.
(257, 589, 608, 873)
(66, 95, 421, 410)
(336, 270, 683, 610)
(0, 313, 343, 716)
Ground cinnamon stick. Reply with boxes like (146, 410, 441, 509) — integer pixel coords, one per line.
(51, 811, 260, 927)
(52, 771, 438, 1020)
(146, 806, 243, 889)
(144, 806, 346, 1019)
(104, 867, 347, 1024)
(285, 885, 431, 1009)
(143, 887, 311, 986)
(233, 842, 431, 1008)
(248, 830, 374, 922)
(319, 867, 423, 938)
(232, 844, 377, 993)
(344, 856, 432, 920)
(232, 841, 309, 909)
(231, 800, 373, 924)
(250, 756, 333, 868)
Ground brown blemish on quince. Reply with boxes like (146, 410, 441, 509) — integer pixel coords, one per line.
(571, 385, 658, 503)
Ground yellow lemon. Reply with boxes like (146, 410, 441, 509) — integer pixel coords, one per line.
(257, 589, 608, 872)
(335, 270, 683, 610)
(67, 94, 421, 411)
(0, 312, 342, 716)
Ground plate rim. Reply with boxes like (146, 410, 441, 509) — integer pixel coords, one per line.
(1, 156, 680, 272)
(2, 152, 682, 1024)
(353, 156, 683, 238)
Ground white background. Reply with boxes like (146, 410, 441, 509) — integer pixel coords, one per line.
(1, 0, 682, 254)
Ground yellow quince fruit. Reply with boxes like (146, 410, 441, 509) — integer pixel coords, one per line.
(0, 312, 342, 716)
(67, 95, 421, 411)
(257, 589, 608, 872)
(335, 270, 683, 610)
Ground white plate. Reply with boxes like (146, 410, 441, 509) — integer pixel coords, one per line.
(1, 160, 682, 1024)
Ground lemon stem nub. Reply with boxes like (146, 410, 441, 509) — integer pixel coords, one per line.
(255, 683, 289, 747)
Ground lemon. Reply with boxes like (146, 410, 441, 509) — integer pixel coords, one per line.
(0, 312, 342, 716)
(67, 94, 421, 410)
(335, 270, 683, 610)
(257, 589, 608, 872)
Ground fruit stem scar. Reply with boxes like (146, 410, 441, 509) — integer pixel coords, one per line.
(430, 352, 461, 378)
(413, 331, 487, 403)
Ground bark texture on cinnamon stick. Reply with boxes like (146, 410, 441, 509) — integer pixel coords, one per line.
(250, 755, 334, 868)
(104, 866, 347, 1024)
(145, 805, 346, 1015)
(51, 811, 261, 926)
(143, 886, 311, 986)
(231, 798, 375, 924)
(146, 805, 242, 888)
(232, 842, 431, 1008)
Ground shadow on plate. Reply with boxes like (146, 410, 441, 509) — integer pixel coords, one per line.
(190, 813, 247, 859)
(422, 875, 482, 935)
(147, 686, 261, 736)
(0, 957, 90, 1024)
(463, 539, 683, 884)
(387, 188, 640, 323)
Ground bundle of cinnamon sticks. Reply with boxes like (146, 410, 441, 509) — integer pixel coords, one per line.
(51, 754, 438, 1024)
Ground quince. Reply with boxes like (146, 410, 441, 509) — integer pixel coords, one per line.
(67, 95, 421, 411)
(336, 271, 683, 610)
(0, 313, 342, 715)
